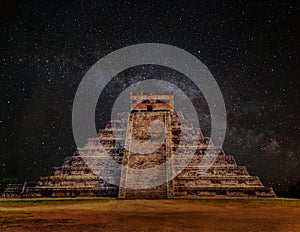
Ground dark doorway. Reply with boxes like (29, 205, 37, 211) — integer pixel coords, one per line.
(147, 105, 153, 112)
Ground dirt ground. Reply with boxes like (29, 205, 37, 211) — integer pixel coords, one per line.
(0, 198, 300, 232)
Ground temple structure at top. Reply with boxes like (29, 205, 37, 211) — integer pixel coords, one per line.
(130, 91, 174, 112)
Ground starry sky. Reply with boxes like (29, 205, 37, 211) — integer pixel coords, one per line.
(0, 0, 299, 192)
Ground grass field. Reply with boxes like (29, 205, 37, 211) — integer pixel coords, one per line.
(0, 197, 299, 231)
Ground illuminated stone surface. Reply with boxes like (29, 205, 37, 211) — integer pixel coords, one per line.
(2, 92, 276, 198)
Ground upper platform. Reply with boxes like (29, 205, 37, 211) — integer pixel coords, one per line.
(130, 91, 174, 112)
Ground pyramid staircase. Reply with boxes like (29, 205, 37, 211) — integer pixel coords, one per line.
(4, 92, 275, 198)
(118, 111, 276, 198)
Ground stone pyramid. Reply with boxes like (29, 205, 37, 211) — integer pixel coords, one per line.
(21, 92, 275, 198)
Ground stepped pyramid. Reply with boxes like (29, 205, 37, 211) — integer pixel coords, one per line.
(18, 92, 275, 198)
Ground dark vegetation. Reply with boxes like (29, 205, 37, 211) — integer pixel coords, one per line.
(0, 178, 17, 194)
(276, 180, 300, 199)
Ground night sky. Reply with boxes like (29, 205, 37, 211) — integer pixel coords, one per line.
(0, 0, 299, 192)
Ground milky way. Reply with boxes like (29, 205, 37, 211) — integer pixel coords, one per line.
(0, 1, 299, 192)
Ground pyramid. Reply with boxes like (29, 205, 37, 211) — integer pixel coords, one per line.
(19, 92, 275, 198)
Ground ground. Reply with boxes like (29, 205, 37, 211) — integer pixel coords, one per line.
(0, 198, 299, 231)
